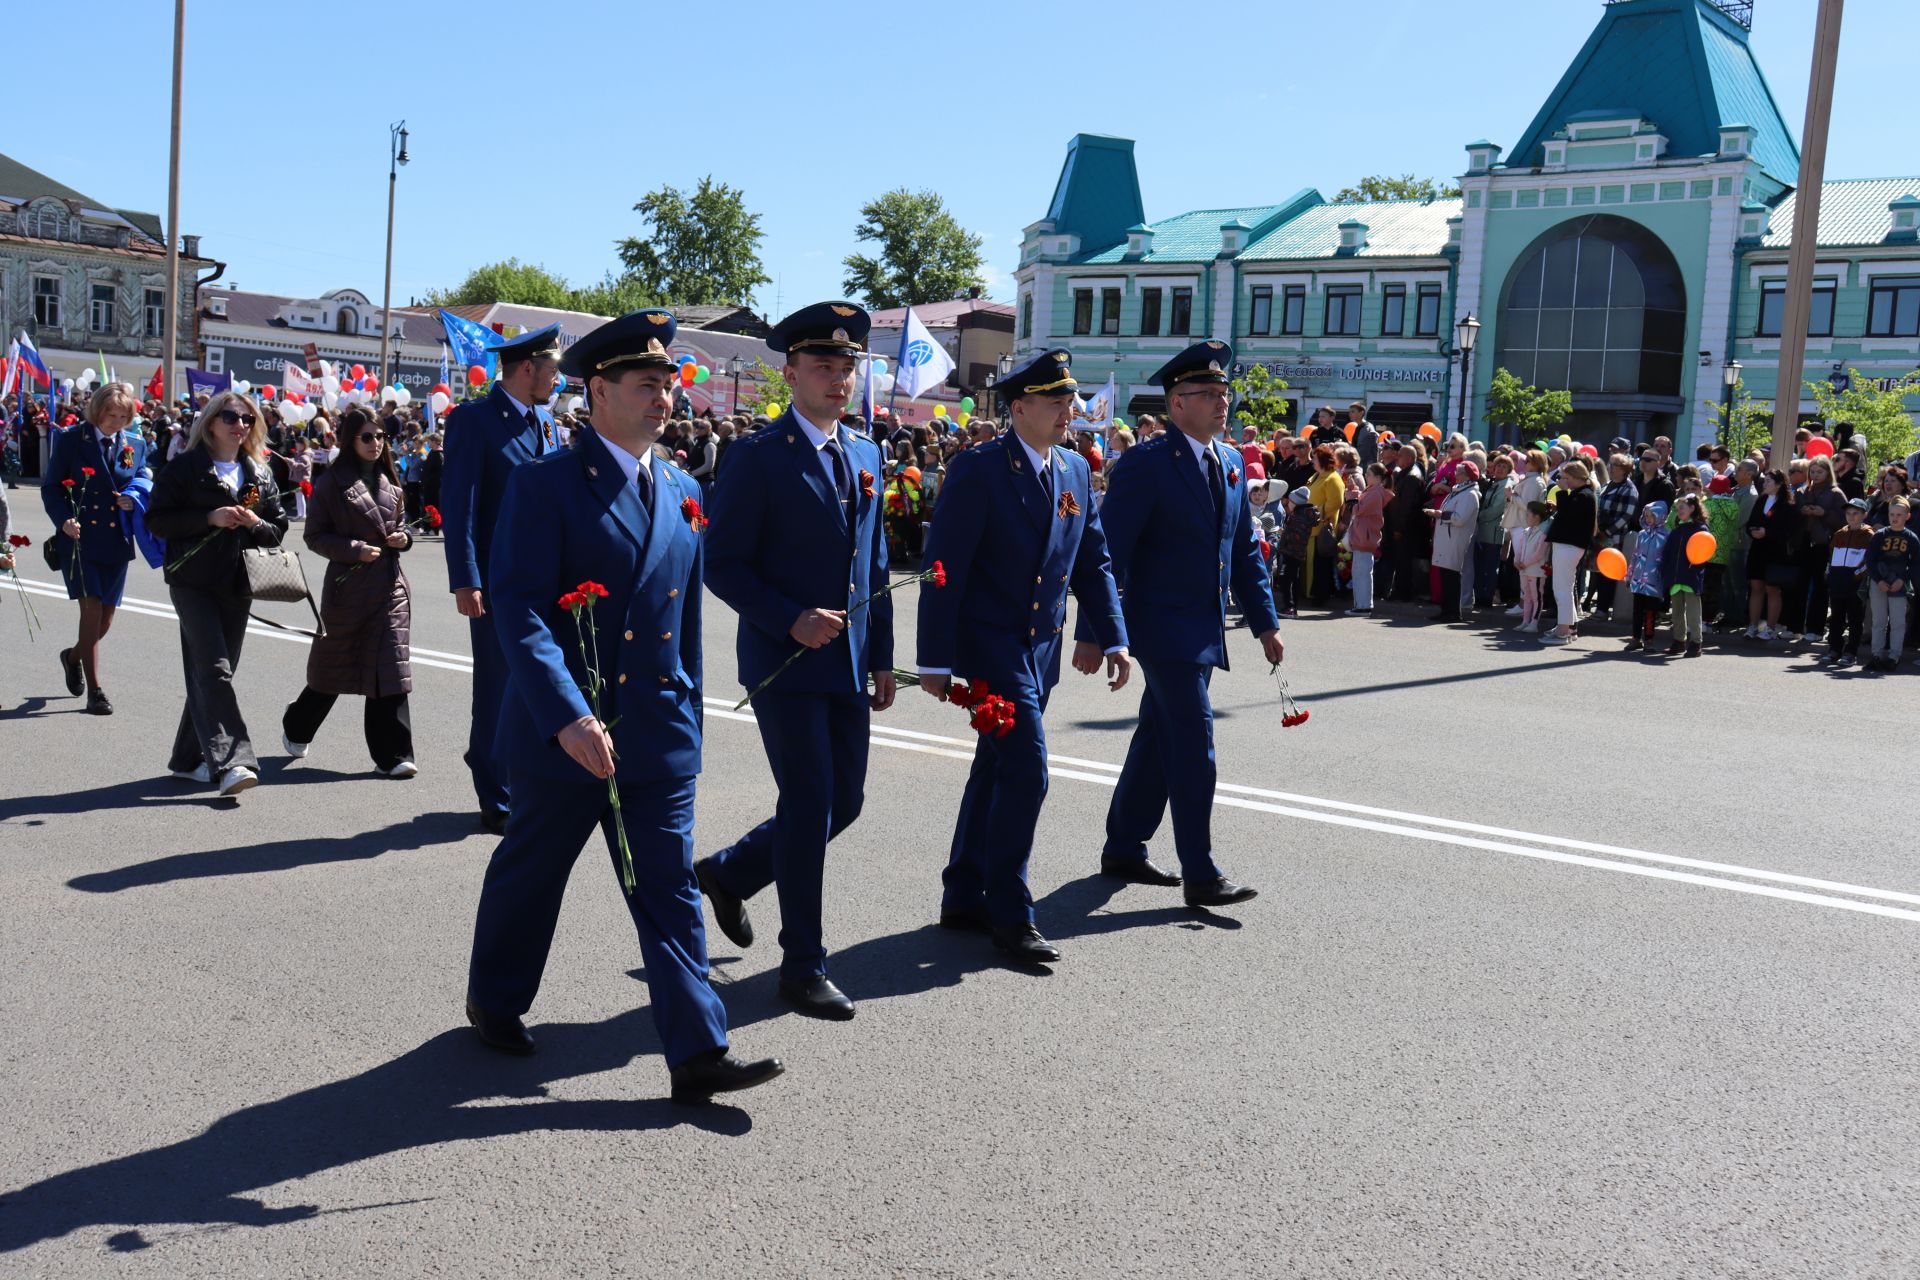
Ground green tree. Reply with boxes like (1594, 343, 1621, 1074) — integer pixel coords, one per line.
(423, 258, 575, 309)
(568, 271, 657, 318)
(1334, 174, 1462, 203)
(617, 176, 769, 306)
(1229, 363, 1293, 438)
(1702, 378, 1774, 460)
(737, 358, 789, 417)
(841, 188, 986, 309)
(1806, 366, 1920, 468)
(1483, 367, 1574, 441)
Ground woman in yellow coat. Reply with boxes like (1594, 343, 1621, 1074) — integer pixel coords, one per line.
(1304, 444, 1346, 604)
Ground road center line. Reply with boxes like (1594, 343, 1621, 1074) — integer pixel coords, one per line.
(9, 574, 1912, 924)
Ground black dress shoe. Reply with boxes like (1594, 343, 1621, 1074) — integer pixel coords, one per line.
(695, 857, 753, 948)
(1099, 857, 1183, 886)
(465, 999, 535, 1055)
(778, 975, 855, 1021)
(85, 689, 113, 716)
(59, 648, 83, 697)
(938, 904, 992, 933)
(990, 924, 1061, 964)
(478, 809, 509, 836)
(1184, 876, 1259, 908)
(669, 1048, 785, 1104)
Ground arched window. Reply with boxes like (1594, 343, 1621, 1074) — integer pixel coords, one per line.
(31, 204, 68, 240)
(1496, 214, 1686, 399)
(336, 307, 358, 334)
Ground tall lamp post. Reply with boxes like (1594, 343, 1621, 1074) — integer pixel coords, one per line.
(1454, 313, 1481, 441)
(377, 121, 409, 392)
(726, 353, 747, 416)
(994, 351, 1015, 429)
(1720, 357, 1742, 448)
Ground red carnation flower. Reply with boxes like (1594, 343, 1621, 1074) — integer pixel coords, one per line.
(1228, 469, 1239, 486)
(558, 590, 585, 611)
(80, 467, 96, 478)
(1259, 541, 1272, 562)
(425, 505, 442, 529)
(930, 559, 947, 588)
(61, 478, 75, 488)
(8, 535, 29, 547)
(680, 497, 709, 532)
(299, 480, 314, 497)
(576, 580, 609, 599)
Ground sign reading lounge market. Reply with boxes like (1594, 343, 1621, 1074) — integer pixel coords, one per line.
(1237, 361, 1445, 386)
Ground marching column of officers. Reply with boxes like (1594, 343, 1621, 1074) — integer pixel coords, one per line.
(445, 303, 1282, 1104)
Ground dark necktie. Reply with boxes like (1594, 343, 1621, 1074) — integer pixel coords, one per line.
(824, 436, 852, 508)
(1036, 451, 1054, 505)
(526, 409, 544, 456)
(1205, 447, 1225, 517)
(634, 457, 654, 514)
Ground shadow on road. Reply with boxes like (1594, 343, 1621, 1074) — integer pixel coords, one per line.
(0, 775, 227, 823)
(66, 811, 477, 893)
(0, 696, 73, 721)
(0, 1009, 749, 1257)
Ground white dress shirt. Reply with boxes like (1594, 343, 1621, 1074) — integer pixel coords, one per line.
(597, 432, 654, 496)
(792, 407, 846, 485)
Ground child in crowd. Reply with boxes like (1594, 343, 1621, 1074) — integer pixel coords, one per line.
(1274, 486, 1317, 618)
(1512, 500, 1553, 633)
(1660, 494, 1709, 657)
(1821, 497, 1872, 667)
(1865, 497, 1917, 671)
(1625, 499, 1670, 651)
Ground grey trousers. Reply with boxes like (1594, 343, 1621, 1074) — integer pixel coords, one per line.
(1869, 586, 1910, 659)
(167, 583, 258, 774)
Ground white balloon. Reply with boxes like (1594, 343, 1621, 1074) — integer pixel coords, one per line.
(392, 385, 411, 403)
(321, 375, 341, 394)
(322, 390, 340, 411)
(429, 391, 450, 418)
(566, 395, 584, 414)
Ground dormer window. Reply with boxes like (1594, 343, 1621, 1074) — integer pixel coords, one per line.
(1465, 140, 1502, 173)
(1125, 223, 1154, 257)
(1339, 220, 1368, 251)
(1219, 219, 1250, 255)
(1545, 144, 1566, 167)
(1719, 125, 1753, 159)
(1889, 195, 1920, 235)
(30, 203, 68, 240)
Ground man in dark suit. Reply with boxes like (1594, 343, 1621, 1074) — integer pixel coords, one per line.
(917, 349, 1130, 963)
(698, 302, 894, 1021)
(1080, 340, 1283, 908)
(441, 325, 562, 834)
(464, 310, 781, 1104)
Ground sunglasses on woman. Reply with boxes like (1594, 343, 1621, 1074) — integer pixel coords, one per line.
(218, 409, 257, 427)
(357, 431, 388, 444)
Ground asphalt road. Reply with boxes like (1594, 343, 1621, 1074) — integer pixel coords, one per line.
(1, 491, 1916, 1279)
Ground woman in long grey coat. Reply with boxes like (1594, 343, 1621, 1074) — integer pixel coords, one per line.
(281, 407, 417, 776)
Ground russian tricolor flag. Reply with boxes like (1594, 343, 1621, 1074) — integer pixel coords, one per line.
(3, 334, 52, 396)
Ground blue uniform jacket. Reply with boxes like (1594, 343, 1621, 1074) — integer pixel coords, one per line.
(1076, 430, 1279, 669)
(703, 410, 892, 693)
(486, 430, 704, 786)
(918, 435, 1125, 690)
(41, 427, 151, 563)
(442, 385, 556, 592)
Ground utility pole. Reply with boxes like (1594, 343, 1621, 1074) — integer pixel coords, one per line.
(1770, 0, 1845, 462)
(162, 0, 184, 403)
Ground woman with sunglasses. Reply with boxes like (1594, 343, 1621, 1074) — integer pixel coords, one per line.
(146, 391, 290, 797)
(281, 408, 417, 776)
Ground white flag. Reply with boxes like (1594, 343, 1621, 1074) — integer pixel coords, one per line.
(282, 361, 314, 397)
(1073, 374, 1117, 432)
(0, 341, 17, 401)
(894, 307, 956, 401)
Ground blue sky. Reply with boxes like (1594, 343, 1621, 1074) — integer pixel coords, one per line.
(16, 0, 1913, 317)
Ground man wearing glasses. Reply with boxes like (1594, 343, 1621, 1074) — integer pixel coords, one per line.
(441, 325, 562, 835)
(1078, 340, 1282, 909)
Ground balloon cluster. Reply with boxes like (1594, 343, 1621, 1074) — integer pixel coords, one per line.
(675, 354, 713, 388)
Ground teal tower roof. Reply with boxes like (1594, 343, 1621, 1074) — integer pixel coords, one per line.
(1044, 134, 1146, 256)
(1509, 0, 1799, 183)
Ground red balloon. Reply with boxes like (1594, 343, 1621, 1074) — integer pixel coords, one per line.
(350, 364, 366, 380)
(431, 383, 451, 398)
(1804, 436, 1835, 458)
(260, 385, 276, 400)
(467, 365, 488, 387)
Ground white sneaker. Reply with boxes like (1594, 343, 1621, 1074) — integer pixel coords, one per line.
(386, 760, 418, 779)
(1505, 605, 1523, 616)
(1540, 630, 1573, 645)
(1742, 624, 1758, 639)
(1803, 631, 1823, 645)
(1756, 622, 1773, 640)
(170, 762, 211, 784)
(1518, 620, 1540, 633)
(282, 732, 309, 759)
(218, 765, 259, 797)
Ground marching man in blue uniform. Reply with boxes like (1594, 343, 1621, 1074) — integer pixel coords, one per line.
(1078, 340, 1283, 908)
(41, 381, 153, 715)
(463, 310, 782, 1103)
(698, 301, 894, 1021)
(441, 325, 562, 835)
(916, 349, 1130, 963)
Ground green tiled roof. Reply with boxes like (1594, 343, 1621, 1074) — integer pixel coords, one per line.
(1761, 178, 1920, 249)
(1241, 198, 1462, 260)
(1077, 204, 1290, 264)
(1509, 0, 1798, 183)
(1045, 134, 1145, 256)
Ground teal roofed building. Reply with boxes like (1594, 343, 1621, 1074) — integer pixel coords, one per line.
(1011, 0, 1920, 448)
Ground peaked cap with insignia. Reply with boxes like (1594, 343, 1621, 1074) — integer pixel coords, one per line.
(998, 348, 1079, 402)
(768, 300, 870, 358)
(558, 310, 678, 380)
(1149, 339, 1235, 388)
(487, 322, 564, 365)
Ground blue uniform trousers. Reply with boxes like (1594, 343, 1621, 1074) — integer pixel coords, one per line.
(467, 774, 727, 1070)
(706, 689, 869, 982)
(1102, 659, 1223, 882)
(940, 671, 1051, 930)
(465, 613, 511, 820)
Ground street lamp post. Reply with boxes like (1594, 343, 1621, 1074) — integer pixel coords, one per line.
(377, 121, 409, 392)
(1454, 313, 1481, 441)
(726, 354, 747, 415)
(994, 351, 1014, 429)
(1721, 357, 1743, 448)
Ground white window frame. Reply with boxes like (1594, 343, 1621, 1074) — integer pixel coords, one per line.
(31, 275, 62, 328)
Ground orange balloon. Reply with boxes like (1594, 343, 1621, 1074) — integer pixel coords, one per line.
(1686, 530, 1717, 565)
(1418, 422, 1441, 441)
(1344, 422, 1357, 442)
(1299, 422, 1313, 439)
(1596, 547, 1628, 581)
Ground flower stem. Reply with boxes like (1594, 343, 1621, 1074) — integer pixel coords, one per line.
(733, 565, 941, 711)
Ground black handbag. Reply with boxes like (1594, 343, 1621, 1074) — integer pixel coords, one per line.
(42, 534, 61, 572)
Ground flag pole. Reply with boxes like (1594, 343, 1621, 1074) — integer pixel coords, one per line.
(162, 0, 185, 406)
(886, 307, 907, 422)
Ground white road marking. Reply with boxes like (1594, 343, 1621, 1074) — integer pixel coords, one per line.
(8, 574, 1914, 924)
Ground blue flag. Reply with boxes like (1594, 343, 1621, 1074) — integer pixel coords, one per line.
(438, 310, 499, 383)
(438, 343, 451, 392)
